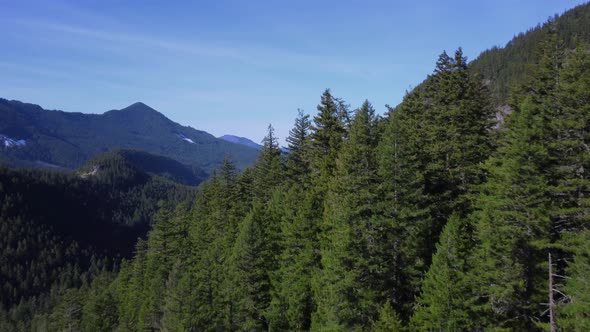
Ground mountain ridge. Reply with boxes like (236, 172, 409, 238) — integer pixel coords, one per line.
(0, 98, 259, 172)
(219, 134, 263, 150)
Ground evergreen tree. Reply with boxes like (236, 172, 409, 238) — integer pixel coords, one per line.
(557, 231, 590, 331)
(80, 271, 119, 332)
(373, 302, 403, 332)
(551, 43, 590, 332)
(377, 48, 494, 320)
(410, 214, 476, 331)
(253, 124, 284, 201)
(465, 33, 563, 330)
(313, 101, 381, 330)
(286, 109, 312, 184)
(308, 89, 346, 184)
(228, 201, 273, 331)
(549, 42, 590, 235)
(268, 186, 322, 331)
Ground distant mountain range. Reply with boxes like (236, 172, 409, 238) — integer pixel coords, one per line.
(218, 134, 263, 150)
(0, 99, 259, 172)
(219, 134, 290, 153)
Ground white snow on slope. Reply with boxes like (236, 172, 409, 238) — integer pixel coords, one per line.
(0, 135, 26, 148)
(176, 133, 195, 144)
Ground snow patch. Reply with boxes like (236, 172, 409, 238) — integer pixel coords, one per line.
(0, 134, 26, 148)
(80, 165, 100, 178)
(177, 133, 195, 144)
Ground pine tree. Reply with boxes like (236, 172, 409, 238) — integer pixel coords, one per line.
(228, 201, 273, 331)
(410, 214, 476, 331)
(286, 109, 312, 184)
(116, 240, 148, 331)
(80, 271, 119, 332)
(376, 48, 494, 320)
(465, 33, 564, 330)
(253, 124, 284, 201)
(549, 42, 590, 235)
(308, 89, 346, 184)
(373, 302, 403, 332)
(268, 186, 322, 331)
(184, 172, 235, 330)
(557, 231, 590, 331)
(550, 43, 590, 332)
(313, 101, 381, 330)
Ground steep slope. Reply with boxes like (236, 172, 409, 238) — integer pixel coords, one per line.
(0, 153, 197, 321)
(219, 134, 263, 150)
(0, 99, 259, 172)
(80, 149, 207, 186)
(470, 2, 590, 104)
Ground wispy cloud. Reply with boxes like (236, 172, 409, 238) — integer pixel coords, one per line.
(7, 16, 398, 79)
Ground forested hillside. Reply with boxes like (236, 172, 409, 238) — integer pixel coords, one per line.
(2, 3, 590, 332)
(0, 100, 259, 172)
(0, 152, 197, 330)
(8, 18, 588, 330)
(470, 2, 590, 104)
(79, 149, 207, 187)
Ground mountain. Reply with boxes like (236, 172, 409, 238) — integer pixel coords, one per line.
(0, 151, 197, 319)
(79, 149, 207, 186)
(470, 2, 590, 105)
(0, 99, 259, 172)
(219, 134, 263, 150)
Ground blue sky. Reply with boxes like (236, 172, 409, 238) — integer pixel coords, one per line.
(1, 0, 586, 145)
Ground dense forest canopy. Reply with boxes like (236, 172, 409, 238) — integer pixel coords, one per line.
(2, 2, 590, 331)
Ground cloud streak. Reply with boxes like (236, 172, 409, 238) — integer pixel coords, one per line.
(8, 17, 399, 79)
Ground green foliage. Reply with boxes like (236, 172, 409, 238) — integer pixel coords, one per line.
(459, 34, 590, 331)
(377, 47, 494, 320)
(285, 109, 312, 184)
(0, 152, 196, 330)
(308, 89, 347, 184)
(268, 186, 321, 331)
(411, 215, 476, 331)
(373, 302, 403, 332)
(4, 5, 590, 331)
(470, 3, 590, 104)
(557, 231, 590, 331)
(313, 100, 382, 330)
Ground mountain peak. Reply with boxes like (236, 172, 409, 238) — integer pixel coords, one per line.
(121, 102, 157, 113)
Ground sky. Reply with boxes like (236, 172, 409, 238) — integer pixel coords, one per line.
(1, 0, 587, 145)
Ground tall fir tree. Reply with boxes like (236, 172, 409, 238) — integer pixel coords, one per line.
(410, 214, 476, 331)
(308, 89, 347, 185)
(377, 48, 494, 320)
(313, 101, 382, 330)
(286, 109, 312, 184)
(464, 32, 564, 330)
(253, 124, 284, 201)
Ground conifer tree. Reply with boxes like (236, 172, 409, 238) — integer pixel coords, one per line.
(286, 109, 312, 184)
(465, 32, 564, 330)
(228, 201, 273, 331)
(549, 42, 590, 235)
(551, 43, 590, 332)
(308, 89, 346, 184)
(557, 231, 590, 331)
(373, 302, 403, 332)
(268, 186, 322, 331)
(313, 101, 381, 330)
(253, 124, 284, 201)
(410, 214, 476, 331)
(377, 48, 494, 320)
